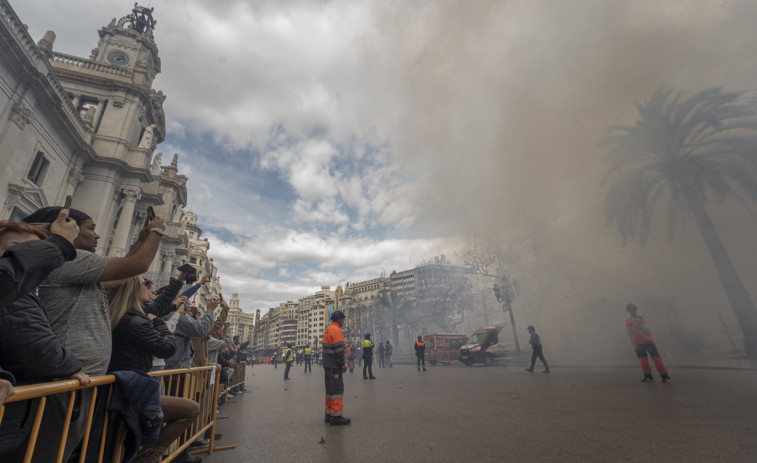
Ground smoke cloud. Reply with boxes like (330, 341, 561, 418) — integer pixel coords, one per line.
(350, 0, 757, 361)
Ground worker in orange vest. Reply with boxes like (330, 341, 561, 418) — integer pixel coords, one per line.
(626, 303, 670, 383)
(415, 335, 426, 372)
(323, 310, 351, 425)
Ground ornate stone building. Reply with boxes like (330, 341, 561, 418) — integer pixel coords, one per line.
(340, 277, 390, 341)
(227, 293, 256, 342)
(296, 286, 336, 347)
(0, 2, 223, 302)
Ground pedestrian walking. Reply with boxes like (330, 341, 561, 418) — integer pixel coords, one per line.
(347, 343, 355, 373)
(284, 343, 294, 380)
(524, 325, 550, 374)
(304, 343, 312, 373)
(415, 335, 426, 372)
(384, 340, 393, 367)
(323, 310, 351, 425)
(625, 303, 670, 383)
(273, 353, 278, 368)
(378, 340, 385, 368)
(362, 333, 376, 380)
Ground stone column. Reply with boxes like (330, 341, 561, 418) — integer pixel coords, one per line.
(109, 187, 141, 257)
(93, 99, 106, 131)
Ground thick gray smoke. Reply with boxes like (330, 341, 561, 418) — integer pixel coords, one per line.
(353, 1, 757, 362)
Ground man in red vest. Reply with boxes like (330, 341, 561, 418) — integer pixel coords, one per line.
(626, 303, 670, 383)
(322, 310, 351, 425)
(414, 335, 426, 372)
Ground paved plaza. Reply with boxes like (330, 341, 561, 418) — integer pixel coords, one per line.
(206, 362, 757, 462)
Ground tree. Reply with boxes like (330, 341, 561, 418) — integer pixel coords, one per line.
(603, 87, 757, 357)
(457, 238, 522, 351)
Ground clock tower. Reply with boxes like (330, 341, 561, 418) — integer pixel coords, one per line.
(92, 5, 161, 87)
(44, 4, 170, 255)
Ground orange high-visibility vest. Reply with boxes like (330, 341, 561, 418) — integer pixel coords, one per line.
(626, 316, 653, 344)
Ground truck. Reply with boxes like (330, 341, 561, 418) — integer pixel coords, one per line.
(423, 333, 469, 365)
(458, 326, 509, 366)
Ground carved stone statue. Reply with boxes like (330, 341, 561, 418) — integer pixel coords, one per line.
(138, 124, 157, 149)
(151, 152, 163, 175)
(82, 106, 96, 127)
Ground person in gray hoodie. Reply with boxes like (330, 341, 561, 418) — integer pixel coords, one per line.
(164, 305, 214, 370)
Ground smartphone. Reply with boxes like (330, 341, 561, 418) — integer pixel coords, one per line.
(146, 206, 155, 220)
(63, 195, 72, 210)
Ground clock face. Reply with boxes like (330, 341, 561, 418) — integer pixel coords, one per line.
(107, 51, 130, 67)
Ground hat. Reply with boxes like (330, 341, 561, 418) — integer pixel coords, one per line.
(364, 332, 370, 338)
(417, 335, 422, 339)
(23, 206, 91, 225)
(306, 343, 310, 347)
(527, 325, 535, 331)
(330, 310, 346, 321)
(287, 343, 293, 348)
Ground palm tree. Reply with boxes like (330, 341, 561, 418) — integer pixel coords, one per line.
(603, 87, 757, 357)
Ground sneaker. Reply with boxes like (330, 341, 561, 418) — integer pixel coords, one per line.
(422, 368, 427, 371)
(189, 438, 209, 448)
(369, 376, 376, 380)
(329, 416, 351, 426)
(174, 449, 202, 463)
(660, 373, 671, 383)
(641, 373, 654, 382)
(525, 368, 534, 373)
(543, 370, 550, 374)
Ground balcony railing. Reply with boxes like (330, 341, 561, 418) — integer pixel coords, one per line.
(51, 51, 130, 77)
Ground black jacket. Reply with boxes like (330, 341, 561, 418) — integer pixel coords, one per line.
(108, 310, 177, 373)
(414, 341, 425, 358)
(0, 235, 81, 385)
(0, 234, 75, 307)
(143, 278, 183, 318)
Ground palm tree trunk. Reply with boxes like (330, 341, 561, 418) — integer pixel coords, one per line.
(685, 194, 757, 357)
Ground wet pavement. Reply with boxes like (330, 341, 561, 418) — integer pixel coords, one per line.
(205, 362, 757, 462)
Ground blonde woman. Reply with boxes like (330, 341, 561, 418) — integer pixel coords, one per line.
(107, 276, 200, 463)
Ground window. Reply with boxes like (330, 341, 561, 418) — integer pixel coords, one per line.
(8, 206, 26, 221)
(190, 257, 197, 264)
(27, 152, 50, 186)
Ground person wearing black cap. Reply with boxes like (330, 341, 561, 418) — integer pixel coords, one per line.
(304, 343, 312, 373)
(284, 343, 294, 380)
(415, 335, 426, 372)
(361, 332, 376, 380)
(525, 325, 550, 373)
(323, 310, 350, 425)
(20, 205, 165, 462)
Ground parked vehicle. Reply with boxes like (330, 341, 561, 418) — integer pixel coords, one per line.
(423, 333, 469, 365)
(458, 326, 509, 366)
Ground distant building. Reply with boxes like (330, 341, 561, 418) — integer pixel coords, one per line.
(227, 293, 255, 342)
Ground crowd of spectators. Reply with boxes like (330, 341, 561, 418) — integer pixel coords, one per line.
(0, 206, 245, 463)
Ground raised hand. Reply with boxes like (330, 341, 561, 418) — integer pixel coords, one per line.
(50, 209, 79, 244)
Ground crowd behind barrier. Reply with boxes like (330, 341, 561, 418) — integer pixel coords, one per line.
(0, 364, 246, 463)
(0, 208, 250, 463)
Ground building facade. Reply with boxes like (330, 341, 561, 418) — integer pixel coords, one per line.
(0, 2, 225, 304)
(227, 293, 256, 342)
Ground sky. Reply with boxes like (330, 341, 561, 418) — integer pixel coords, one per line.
(13, 0, 757, 337)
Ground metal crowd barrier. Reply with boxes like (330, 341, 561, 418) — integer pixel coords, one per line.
(0, 366, 236, 463)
